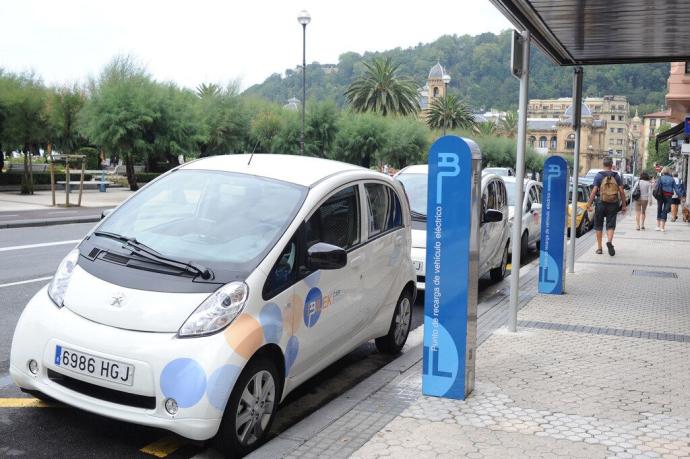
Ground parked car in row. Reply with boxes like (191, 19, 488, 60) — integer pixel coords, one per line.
(502, 177, 543, 259)
(394, 165, 511, 290)
(567, 183, 595, 237)
(11, 154, 416, 456)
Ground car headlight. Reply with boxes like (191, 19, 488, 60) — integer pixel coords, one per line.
(48, 248, 80, 308)
(179, 282, 249, 337)
(576, 207, 584, 216)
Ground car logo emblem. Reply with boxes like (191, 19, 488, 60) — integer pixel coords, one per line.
(110, 293, 125, 308)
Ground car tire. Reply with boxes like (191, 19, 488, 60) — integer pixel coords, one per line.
(490, 242, 509, 282)
(375, 290, 413, 355)
(214, 356, 281, 458)
(520, 232, 529, 260)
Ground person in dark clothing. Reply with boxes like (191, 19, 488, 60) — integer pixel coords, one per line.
(586, 157, 627, 256)
(656, 167, 676, 232)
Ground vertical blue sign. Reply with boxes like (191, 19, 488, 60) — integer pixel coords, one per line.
(538, 156, 568, 294)
(423, 136, 472, 399)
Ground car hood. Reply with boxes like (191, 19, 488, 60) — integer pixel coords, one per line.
(63, 265, 210, 333)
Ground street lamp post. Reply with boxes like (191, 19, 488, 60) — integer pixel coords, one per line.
(442, 73, 451, 136)
(297, 10, 311, 156)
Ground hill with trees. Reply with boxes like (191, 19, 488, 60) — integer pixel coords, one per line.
(243, 30, 669, 114)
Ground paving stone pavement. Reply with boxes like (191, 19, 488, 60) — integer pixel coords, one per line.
(257, 214, 690, 458)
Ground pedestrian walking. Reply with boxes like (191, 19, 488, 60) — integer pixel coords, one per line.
(586, 157, 627, 256)
(671, 172, 681, 221)
(654, 167, 676, 232)
(634, 171, 652, 230)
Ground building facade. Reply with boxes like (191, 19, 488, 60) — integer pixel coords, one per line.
(666, 62, 690, 123)
(527, 96, 639, 174)
(418, 62, 448, 111)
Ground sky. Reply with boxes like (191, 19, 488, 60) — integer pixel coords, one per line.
(1, 0, 511, 91)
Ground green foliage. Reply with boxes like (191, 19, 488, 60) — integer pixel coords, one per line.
(332, 112, 389, 168)
(48, 84, 89, 155)
(473, 121, 499, 137)
(0, 173, 93, 186)
(474, 135, 543, 172)
(197, 84, 250, 156)
(272, 110, 301, 155)
(378, 117, 430, 168)
(345, 58, 420, 116)
(426, 95, 475, 131)
(305, 101, 339, 157)
(244, 30, 668, 113)
(645, 122, 673, 171)
(499, 111, 518, 138)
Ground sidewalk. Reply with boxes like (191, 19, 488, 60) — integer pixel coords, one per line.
(0, 189, 133, 228)
(252, 212, 690, 459)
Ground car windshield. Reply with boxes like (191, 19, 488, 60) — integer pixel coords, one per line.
(97, 169, 306, 269)
(395, 173, 427, 216)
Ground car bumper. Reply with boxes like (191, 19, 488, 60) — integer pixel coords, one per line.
(10, 286, 244, 441)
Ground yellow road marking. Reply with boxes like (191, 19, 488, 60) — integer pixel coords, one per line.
(140, 436, 187, 458)
(0, 398, 56, 408)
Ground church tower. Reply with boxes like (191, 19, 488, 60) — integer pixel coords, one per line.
(427, 62, 447, 105)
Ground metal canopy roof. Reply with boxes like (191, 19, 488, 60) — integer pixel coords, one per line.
(489, 0, 690, 65)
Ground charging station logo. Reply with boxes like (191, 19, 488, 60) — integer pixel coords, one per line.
(303, 288, 323, 328)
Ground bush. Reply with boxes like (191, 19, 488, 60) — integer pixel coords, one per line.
(0, 173, 93, 186)
(135, 172, 163, 183)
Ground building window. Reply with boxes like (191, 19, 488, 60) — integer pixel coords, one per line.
(550, 136, 557, 149)
(616, 150, 623, 155)
(610, 128, 615, 133)
(617, 128, 624, 133)
(617, 139, 624, 145)
(432, 87, 439, 97)
(609, 139, 615, 146)
(610, 115, 615, 121)
(619, 115, 624, 121)
(528, 136, 536, 147)
(565, 134, 575, 149)
(685, 62, 690, 74)
(650, 119, 657, 128)
(538, 136, 547, 148)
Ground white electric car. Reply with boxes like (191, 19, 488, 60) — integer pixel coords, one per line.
(10, 154, 416, 457)
(395, 165, 511, 290)
(503, 177, 543, 259)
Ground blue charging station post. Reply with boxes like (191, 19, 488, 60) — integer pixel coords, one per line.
(422, 136, 481, 400)
(538, 155, 569, 294)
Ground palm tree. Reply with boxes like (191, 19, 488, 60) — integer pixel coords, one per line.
(473, 121, 499, 137)
(196, 82, 222, 98)
(499, 111, 518, 138)
(345, 58, 420, 117)
(426, 95, 475, 134)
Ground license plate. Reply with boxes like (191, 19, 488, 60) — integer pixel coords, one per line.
(413, 261, 423, 273)
(54, 345, 134, 386)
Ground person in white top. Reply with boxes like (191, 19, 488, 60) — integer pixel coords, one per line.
(634, 171, 652, 230)
(671, 172, 681, 221)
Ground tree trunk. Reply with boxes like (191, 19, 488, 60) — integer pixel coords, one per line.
(125, 155, 139, 191)
(21, 145, 34, 195)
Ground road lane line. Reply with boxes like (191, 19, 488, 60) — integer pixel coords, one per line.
(0, 276, 52, 288)
(0, 398, 57, 408)
(0, 240, 81, 252)
(140, 436, 188, 457)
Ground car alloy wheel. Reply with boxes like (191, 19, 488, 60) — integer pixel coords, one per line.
(235, 370, 276, 446)
(393, 297, 411, 347)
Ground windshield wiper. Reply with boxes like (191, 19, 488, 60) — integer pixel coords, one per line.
(93, 231, 214, 280)
(410, 210, 427, 221)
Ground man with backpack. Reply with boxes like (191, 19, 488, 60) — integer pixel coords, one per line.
(586, 157, 627, 256)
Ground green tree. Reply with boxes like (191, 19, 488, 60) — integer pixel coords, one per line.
(197, 83, 250, 156)
(250, 108, 282, 153)
(0, 73, 51, 194)
(332, 112, 388, 168)
(48, 84, 90, 156)
(344, 58, 420, 117)
(272, 110, 302, 155)
(425, 95, 475, 132)
(645, 122, 672, 172)
(378, 117, 429, 168)
(305, 101, 339, 157)
(196, 82, 222, 98)
(499, 111, 518, 138)
(473, 121, 499, 137)
(78, 56, 159, 190)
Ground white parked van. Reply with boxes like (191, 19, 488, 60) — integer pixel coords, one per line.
(395, 165, 511, 289)
(10, 154, 416, 456)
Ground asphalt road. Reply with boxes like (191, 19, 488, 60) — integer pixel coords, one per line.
(0, 223, 540, 458)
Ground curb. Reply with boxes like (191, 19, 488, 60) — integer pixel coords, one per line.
(0, 215, 102, 229)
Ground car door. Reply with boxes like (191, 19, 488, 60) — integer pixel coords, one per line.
(288, 185, 364, 378)
(478, 181, 493, 276)
(360, 182, 406, 326)
(528, 184, 542, 245)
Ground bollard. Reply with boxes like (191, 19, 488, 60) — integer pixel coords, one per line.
(99, 170, 106, 192)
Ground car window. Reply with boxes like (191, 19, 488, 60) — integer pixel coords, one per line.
(487, 181, 497, 210)
(305, 186, 360, 250)
(365, 183, 403, 238)
(263, 239, 298, 299)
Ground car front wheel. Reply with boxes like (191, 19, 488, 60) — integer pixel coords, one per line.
(376, 291, 413, 354)
(490, 242, 509, 282)
(214, 356, 280, 457)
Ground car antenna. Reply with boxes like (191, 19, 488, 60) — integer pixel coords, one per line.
(248, 152, 254, 165)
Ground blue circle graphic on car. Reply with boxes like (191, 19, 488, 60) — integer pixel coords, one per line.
(160, 358, 207, 408)
(206, 364, 242, 411)
(303, 287, 323, 327)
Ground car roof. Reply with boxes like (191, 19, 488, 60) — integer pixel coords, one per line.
(396, 164, 501, 188)
(502, 176, 541, 186)
(180, 154, 371, 187)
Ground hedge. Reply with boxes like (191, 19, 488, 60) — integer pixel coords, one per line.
(0, 173, 93, 186)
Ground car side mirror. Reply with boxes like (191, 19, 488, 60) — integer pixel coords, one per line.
(100, 209, 114, 220)
(483, 209, 503, 223)
(306, 242, 347, 270)
(530, 202, 542, 212)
